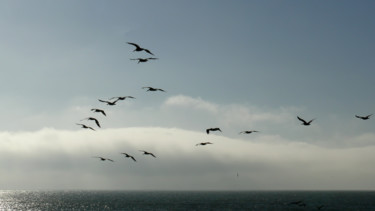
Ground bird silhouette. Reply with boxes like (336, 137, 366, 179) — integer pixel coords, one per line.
(206, 128, 222, 134)
(355, 114, 372, 120)
(76, 123, 95, 131)
(317, 205, 324, 210)
(109, 96, 136, 101)
(93, 156, 114, 162)
(288, 200, 304, 205)
(121, 153, 136, 162)
(127, 42, 154, 55)
(239, 130, 259, 134)
(98, 99, 119, 106)
(297, 116, 315, 126)
(196, 142, 213, 146)
(139, 150, 156, 158)
(142, 87, 166, 92)
(130, 57, 158, 64)
(81, 117, 101, 128)
(91, 108, 106, 116)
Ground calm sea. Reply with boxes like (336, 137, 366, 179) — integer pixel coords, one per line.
(0, 191, 374, 210)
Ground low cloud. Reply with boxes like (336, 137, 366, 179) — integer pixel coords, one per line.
(1, 127, 375, 190)
(164, 95, 219, 113)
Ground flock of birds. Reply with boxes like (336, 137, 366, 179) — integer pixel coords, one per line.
(70, 41, 374, 210)
(74, 42, 373, 165)
(74, 42, 166, 163)
(74, 42, 373, 201)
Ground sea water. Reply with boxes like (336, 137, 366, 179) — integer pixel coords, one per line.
(0, 191, 375, 210)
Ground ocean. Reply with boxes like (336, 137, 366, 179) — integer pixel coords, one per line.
(0, 191, 374, 210)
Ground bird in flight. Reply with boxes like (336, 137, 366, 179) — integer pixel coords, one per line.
(206, 128, 222, 134)
(76, 123, 95, 131)
(121, 153, 136, 162)
(239, 130, 259, 134)
(196, 142, 213, 146)
(139, 150, 156, 158)
(93, 156, 114, 162)
(81, 117, 101, 128)
(130, 57, 158, 64)
(127, 42, 154, 55)
(297, 116, 315, 126)
(288, 200, 304, 205)
(98, 99, 119, 106)
(142, 87, 166, 92)
(91, 108, 106, 116)
(355, 114, 372, 120)
(109, 96, 136, 101)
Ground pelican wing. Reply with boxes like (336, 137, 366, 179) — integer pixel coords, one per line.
(127, 42, 140, 48)
(94, 119, 101, 128)
(144, 49, 154, 55)
(307, 119, 315, 124)
(297, 116, 307, 124)
(99, 99, 109, 103)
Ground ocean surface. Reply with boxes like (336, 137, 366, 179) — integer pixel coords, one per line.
(0, 191, 375, 210)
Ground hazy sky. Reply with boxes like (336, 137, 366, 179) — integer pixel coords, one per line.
(1, 0, 375, 190)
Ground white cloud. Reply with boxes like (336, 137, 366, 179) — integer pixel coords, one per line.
(1, 127, 375, 190)
(164, 95, 219, 113)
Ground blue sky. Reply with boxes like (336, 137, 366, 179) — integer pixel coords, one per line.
(0, 1, 375, 190)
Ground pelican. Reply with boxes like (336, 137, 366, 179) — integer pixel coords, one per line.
(93, 156, 114, 162)
(130, 57, 158, 64)
(206, 128, 222, 134)
(196, 142, 213, 146)
(297, 116, 315, 126)
(142, 87, 166, 92)
(121, 153, 136, 162)
(289, 200, 304, 205)
(98, 99, 119, 106)
(109, 96, 136, 101)
(127, 42, 154, 55)
(239, 130, 259, 134)
(81, 117, 101, 128)
(355, 114, 372, 120)
(91, 108, 106, 116)
(76, 123, 95, 131)
(139, 150, 156, 158)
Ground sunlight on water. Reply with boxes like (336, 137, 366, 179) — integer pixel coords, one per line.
(0, 190, 375, 210)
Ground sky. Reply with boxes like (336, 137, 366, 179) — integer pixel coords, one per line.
(0, 0, 375, 190)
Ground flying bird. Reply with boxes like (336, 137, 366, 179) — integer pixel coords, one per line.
(121, 153, 136, 162)
(81, 117, 101, 128)
(196, 142, 213, 146)
(109, 96, 136, 101)
(130, 57, 158, 64)
(98, 99, 119, 106)
(206, 128, 222, 134)
(239, 130, 259, 134)
(91, 108, 106, 116)
(93, 156, 114, 162)
(127, 42, 154, 55)
(76, 123, 95, 131)
(142, 87, 166, 92)
(139, 150, 156, 158)
(355, 114, 372, 120)
(297, 116, 315, 126)
(288, 200, 304, 205)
